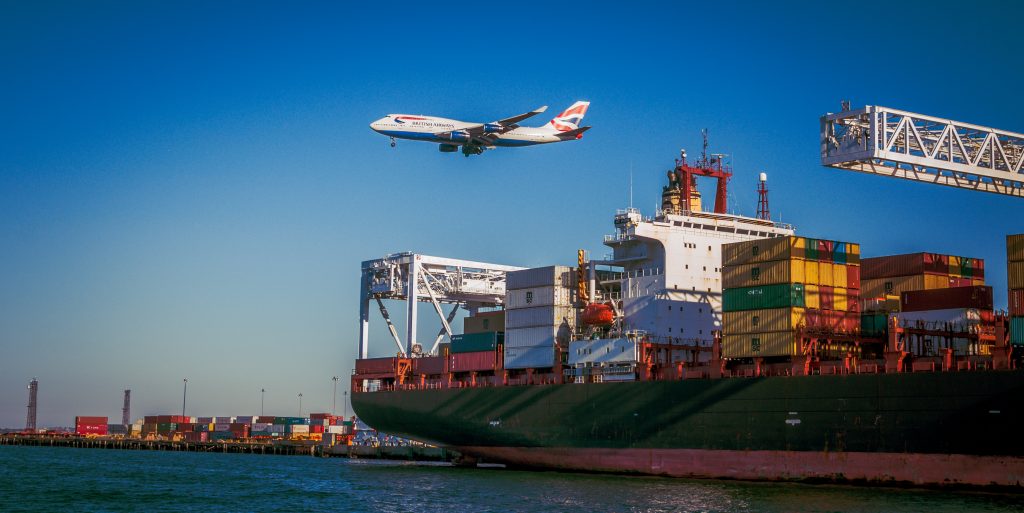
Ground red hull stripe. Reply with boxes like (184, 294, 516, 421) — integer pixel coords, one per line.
(455, 446, 1024, 488)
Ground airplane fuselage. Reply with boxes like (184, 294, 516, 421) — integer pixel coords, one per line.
(370, 115, 568, 147)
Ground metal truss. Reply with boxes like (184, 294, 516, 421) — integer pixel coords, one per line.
(821, 105, 1024, 197)
(358, 252, 523, 358)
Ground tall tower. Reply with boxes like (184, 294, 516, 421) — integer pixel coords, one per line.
(756, 172, 771, 220)
(25, 378, 38, 432)
(122, 389, 131, 427)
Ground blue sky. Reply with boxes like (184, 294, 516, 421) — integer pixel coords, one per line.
(1, 2, 1022, 427)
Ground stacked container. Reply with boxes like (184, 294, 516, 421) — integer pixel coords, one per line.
(74, 416, 108, 436)
(448, 331, 503, 373)
(721, 236, 861, 358)
(503, 266, 576, 369)
(860, 252, 985, 299)
(1009, 234, 1024, 345)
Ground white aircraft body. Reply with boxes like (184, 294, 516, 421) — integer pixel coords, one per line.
(370, 101, 590, 156)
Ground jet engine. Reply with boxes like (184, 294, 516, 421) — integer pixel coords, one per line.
(438, 130, 471, 143)
(483, 123, 503, 134)
(438, 144, 458, 153)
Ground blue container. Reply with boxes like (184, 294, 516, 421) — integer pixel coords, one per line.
(833, 242, 848, 265)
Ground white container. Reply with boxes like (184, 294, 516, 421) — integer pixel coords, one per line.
(505, 326, 557, 348)
(214, 423, 231, 431)
(568, 338, 638, 366)
(213, 416, 234, 424)
(506, 305, 576, 329)
(507, 265, 573, 290)
(506, 286, 574, 310)
(504, 344, 556, 369)
(235, 416, 255, 424)
(290, 425, 310, 434)
(326, 425, 350, 434)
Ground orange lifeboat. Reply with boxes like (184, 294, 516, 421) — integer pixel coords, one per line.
(581, 302, 615, 326)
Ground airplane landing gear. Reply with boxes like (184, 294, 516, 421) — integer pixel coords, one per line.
(389, 137, 396, 148)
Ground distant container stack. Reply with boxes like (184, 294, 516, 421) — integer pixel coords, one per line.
(74, 416, 108, 436)
(860, 252, 985, 299)
(721, 236, 861, 358)
(503, 266, 576, 369)
(1009, 234, 1024, 346)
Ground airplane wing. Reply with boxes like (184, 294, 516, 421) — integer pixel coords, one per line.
(493, 105, 548, 127)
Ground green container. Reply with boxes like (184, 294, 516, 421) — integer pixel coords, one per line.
(451, 331, 503, 353)
(1011, 317, 1024, 346)
(833, 242, 848, 265)
(208, 431, 234, 441)
(804, 238, 819, 261)
(157, 423, 176, 432)
(723, 283, 805, 312)
(274, 417, 307, 425)
(860, 312, 888, 337)
(960, 258, 973, 278)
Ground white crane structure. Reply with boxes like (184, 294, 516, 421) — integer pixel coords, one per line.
(358, 252, 523, 359)
(821, 104, 1024, 197)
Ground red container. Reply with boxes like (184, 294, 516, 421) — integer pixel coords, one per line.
(170, 415, 189, 424)
(847, 290, 861, 313)
(75, 416, 107, 426)
(900, 285, 994, 312)
(804, 310, 859, 332)
(1010, 289, 1024, 316)
(181, 432, 208, 442)
(846, 265, 861, 290)
(948, 277, 972, 288)
(176, 423, 195, 432)
(861, 253, 949, 279)
(817, 240, 834, 262)
(974, 259, 985, 279)
(412, 355, 446, 375)
(449, 350, 501, 372)
(257, 416, 276, 424)
(355, 357, 399, 375)
(311, 425, 325, 434)
(819, 286, 835, 310)
(310, 413, 333, 420)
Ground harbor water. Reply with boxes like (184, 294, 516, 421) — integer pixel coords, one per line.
(1, 446, 1021, 512)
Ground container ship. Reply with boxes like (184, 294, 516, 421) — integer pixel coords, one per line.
(350, 143, 1024, 488)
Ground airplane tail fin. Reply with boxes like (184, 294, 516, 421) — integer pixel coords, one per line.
(539, 101, 590, 132)
(555, 126, 591, 140)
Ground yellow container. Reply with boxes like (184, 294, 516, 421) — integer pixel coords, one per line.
(804, 260, 819, 284)
(818, 262, 834, 287)
(722, 236, 806, 267)
(948, 256, 962, 277)
(723, 307, 806, 334)
(722, 260, 806, 288)
(832, 263, 847, 289)
(924, 273, 950, 290)
(805, 284, 821, 309)
(861, 275, 925, 298)
(971, 278, 985, 286)
(834, 287, 849, 311)
(847, 243, 862, 265)
(1010, 261, 1024, 289)
(723, 331, 797, 358)
(1008, 234, 1024, 262)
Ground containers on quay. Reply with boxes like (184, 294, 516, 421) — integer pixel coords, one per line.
(75, 416, 108, 436)
(504, 344, 556, 369)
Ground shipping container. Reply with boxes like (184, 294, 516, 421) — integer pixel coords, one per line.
(722, 283, 805, 312)
(450, 331, 503, 353)
(213, 416, 234, 424)
(504, 325, 564, 348)
(506, 265, 573, 290)
(723, 308, 806, 334)
(505, 305, 577, 329)
(196, 417, 214, 424)
(861, 312, 890, 337)
(75, 416, 107, 426)
(463, 310, 505, 334)
(449, 349, 502, 372)
(1010, 261, 1024, 290)
(412, 355, 446, 375)
(722, 260, 805, 289)
(256, 416, 276, 424)
(847, 265, 861, 290)
(75, 424, 108, 436)
(1011, 316, 1024, 345)
(354, 357, 400, 375)
(723, 237, 806, 267)
(861, 275, 929, 298)
(832, 263, 848, 289)
(505, 285, 574, 309)
(290, 425, 310, 434)
(805, 284, 820, 309)
(804, 309, 860, 332)
(900, 286, 994, 312)
(861, 253, 951, 279)
(235, 416, 255, 424)
(568, 338, 638, 366)
(1008, 234, 1024, 262)
(504, 344, 556, 369)
(1011, 289, 1024, 317)
(722, 331, 796, 358)
(274, 417, 307, 425)
(948, 256, 962, 277)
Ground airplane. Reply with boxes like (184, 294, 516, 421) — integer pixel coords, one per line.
(369, 101, 591, 156)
